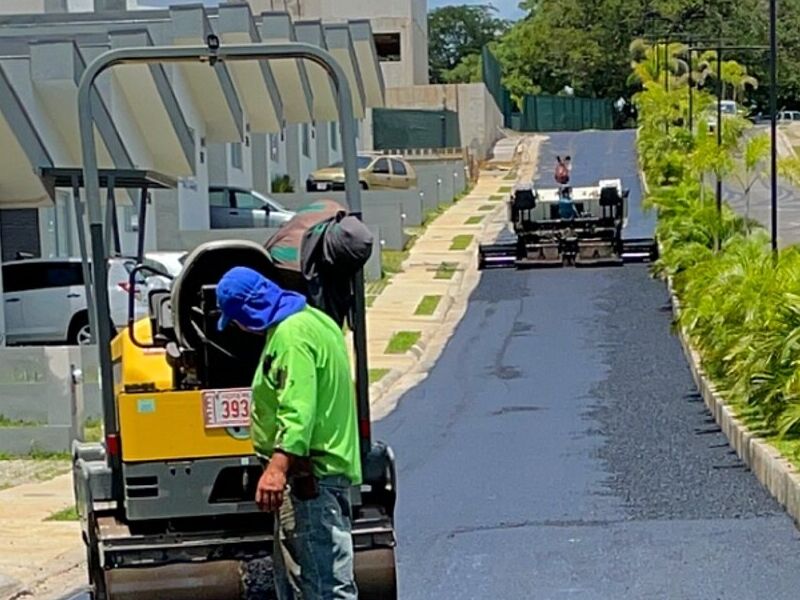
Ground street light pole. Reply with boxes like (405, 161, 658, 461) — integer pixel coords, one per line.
(688, 47, 694, 132)
(716, 42, 723, 224)
(770, 0, 778, 254)
(665, 38, 670, 134)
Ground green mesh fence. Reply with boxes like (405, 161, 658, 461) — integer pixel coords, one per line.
(372, 108, 461, 150)
(482, 47, 513, 128)
(482, 47, 614, 132)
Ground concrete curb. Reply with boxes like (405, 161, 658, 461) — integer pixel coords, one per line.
(665, 273, 800, 526)
(0, 580, 22, 600)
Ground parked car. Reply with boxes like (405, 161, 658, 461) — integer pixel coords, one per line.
(141, 251, 188, 292)
(706, 100, 739, 133)
(306, 155, 417, 191)
(778, 110, 800, 123)
(2, 257, 149, 346)
(209, 186, 295, 229)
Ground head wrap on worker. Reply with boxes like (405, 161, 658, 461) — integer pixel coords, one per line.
(216, 266, 306, 332)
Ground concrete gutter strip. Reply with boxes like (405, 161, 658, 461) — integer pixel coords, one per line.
(665, 272, 800, 526)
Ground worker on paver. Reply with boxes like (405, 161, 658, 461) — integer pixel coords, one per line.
(555, 155, 571, 185)
(216, 266, 361, 599)
(558, 185, 579, 219)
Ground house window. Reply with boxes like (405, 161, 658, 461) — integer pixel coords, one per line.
(330, 122, 338, 151)
(302, 123, 310, 158)
(374, 33, 401, 62)
(270, 133, 280, 162)
(231, 142, 243, 170)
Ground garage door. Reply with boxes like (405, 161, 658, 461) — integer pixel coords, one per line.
(0, 209, 40, 261)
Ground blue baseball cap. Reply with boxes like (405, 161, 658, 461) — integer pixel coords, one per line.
(216, 267, 306, 332)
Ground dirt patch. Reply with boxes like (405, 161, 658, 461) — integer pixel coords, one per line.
(0, 460, 71, 490)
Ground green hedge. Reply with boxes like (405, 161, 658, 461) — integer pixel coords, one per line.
(642, 126, 800, 467)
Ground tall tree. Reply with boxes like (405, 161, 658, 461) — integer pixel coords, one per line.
(487, 0, 792, 109)
(428, 5, 509, 83)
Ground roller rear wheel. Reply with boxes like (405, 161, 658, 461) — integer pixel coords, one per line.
(355, 547, 397, 600)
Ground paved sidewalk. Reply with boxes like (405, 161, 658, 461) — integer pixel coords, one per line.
(0, 474, 82, 598)
(0, 134, 539, 599)
(365, 135, 535, 398)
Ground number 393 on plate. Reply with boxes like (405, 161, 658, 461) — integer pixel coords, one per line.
(203, 389, 252, 429)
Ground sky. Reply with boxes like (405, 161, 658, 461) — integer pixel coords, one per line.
(429, 0, 525, 20)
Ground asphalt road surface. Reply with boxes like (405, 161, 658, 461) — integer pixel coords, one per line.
(66, 131, 800, 599)
(376, 130, 800, 599)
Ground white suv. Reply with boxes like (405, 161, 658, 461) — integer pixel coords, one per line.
(2, 257, 148, 346)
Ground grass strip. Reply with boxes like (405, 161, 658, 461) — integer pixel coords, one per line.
(414, 295, 442, 316)
(498, 186, 512, 193)
(385, 331, 421, 355)
(46, 506, 79, 522)
(84, 418, 102, 443)
(465, 216, 484, 225)
(369, 369, 390, 384)
(381, 249, 407, 276)
(478, 205, 495, 212)
(0, 414, 43, 428)
(434, 262, 458, 280)
(449, 235, 474, 251)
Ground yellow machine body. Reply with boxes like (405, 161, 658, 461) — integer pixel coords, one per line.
(112, 319, 254, 463)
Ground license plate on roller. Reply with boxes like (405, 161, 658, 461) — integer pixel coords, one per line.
(202, 389, 252, 429)
(316, 183, 327, 191)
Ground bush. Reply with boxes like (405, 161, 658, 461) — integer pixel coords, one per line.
(271, 174, 294, 193)
(635, 47, 800, 446)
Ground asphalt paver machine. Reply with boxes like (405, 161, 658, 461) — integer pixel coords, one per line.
(478, 180, 657, 269)
(71, 41, 397, 599)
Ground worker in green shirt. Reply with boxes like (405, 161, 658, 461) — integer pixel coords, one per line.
(216, 266, 361, 599)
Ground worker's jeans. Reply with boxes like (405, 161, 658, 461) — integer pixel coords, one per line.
(274, 476, 358, 599)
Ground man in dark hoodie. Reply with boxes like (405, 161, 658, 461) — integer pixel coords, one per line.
(216, 266, 361, 599)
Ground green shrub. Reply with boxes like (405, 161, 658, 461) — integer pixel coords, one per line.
(271, 174, 294, 193)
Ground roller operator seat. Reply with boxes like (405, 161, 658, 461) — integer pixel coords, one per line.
(169, 240, 278, 390)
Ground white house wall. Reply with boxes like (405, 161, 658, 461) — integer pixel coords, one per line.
(218, 3, 283, 134)
(29, 41, 119, 169)
(0, 6, 386, 263)
(170, 5, 244, 143)
(0, 58, 72, 169)
(0, 114, 48, 205)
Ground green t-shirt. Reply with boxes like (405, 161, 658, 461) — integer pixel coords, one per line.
(250, 305, 362, 485)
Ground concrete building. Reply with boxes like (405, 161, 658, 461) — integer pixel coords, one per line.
(0, 2, 385, 314)
(261, 0, 428, 88)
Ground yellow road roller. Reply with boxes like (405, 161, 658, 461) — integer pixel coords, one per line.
(70, 40, 398, 599)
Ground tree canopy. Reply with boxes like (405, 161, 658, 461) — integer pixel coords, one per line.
(428, 4, 509, 83)
(429, 0, 800, 110)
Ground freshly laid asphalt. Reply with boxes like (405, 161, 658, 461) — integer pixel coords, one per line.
(65, 131, 800, 600)
(375, 130, 800, 599)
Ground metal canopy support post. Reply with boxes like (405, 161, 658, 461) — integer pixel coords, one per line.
(71, 175, 98, 344)
(770, 0, 779, 254)
(104, 176, 115, 256)
(77, 41, 367, 498)
(111, 195, 121, 255)
(136, 186, 149, 263)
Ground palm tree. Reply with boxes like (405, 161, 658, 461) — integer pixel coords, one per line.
(721, 61, 758, 103)
(628, 39, 688, 88)
(694, 51, 758, 102)
(732, 134, 770, 233)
